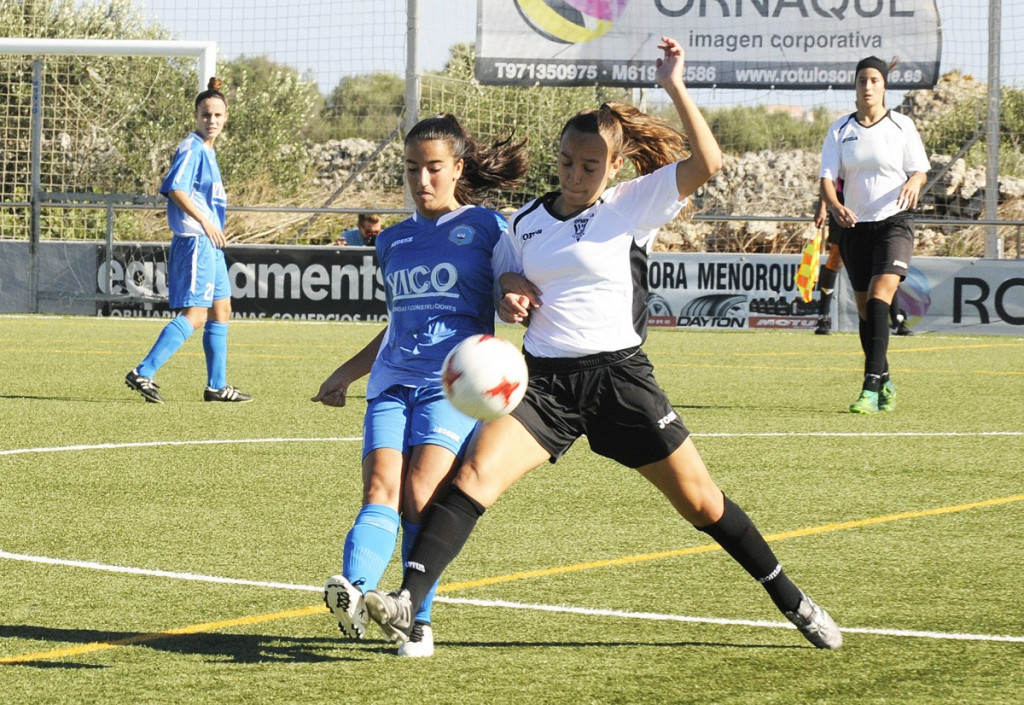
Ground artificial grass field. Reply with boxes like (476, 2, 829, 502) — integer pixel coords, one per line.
(1, 315, 1021, 704)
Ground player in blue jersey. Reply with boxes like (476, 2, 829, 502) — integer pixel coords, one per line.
(363, 37, 842, 653)
(313, 114, 528, 657)
(819, 57, 929, 412)
(125, 77, 251, 404)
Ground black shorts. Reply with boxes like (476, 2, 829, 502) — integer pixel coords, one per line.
(838, 213, 914, 291)
(826, 214, 846, 248)
(510, 347, 689, 468)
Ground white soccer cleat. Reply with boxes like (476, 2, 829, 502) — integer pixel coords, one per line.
(784, 593, 843, 649)
(363, 588, 414, 644)
(324, 574, 368, 639)
(396, 622, 434, 658)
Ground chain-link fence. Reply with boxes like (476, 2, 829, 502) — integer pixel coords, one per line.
(1, 0, 1022, 258)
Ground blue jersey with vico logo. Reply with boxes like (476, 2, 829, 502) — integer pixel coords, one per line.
(160, 132, 227, 236)
(366, 205, 514, 400)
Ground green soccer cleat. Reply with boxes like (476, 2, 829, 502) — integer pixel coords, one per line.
(878, 380, 897, 412)
(849, 389, 879, 414)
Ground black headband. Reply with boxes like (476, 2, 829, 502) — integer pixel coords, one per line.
(855, 56, 888, 81)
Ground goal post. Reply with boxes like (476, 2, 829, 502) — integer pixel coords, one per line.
(0, 37, 216, 92)
(0, 38, 217, 312)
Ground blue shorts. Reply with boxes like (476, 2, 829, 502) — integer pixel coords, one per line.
(168, 234, 231, 309)
(363, 384, 479, 459)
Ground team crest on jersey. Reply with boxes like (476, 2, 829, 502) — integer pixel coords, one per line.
(571, 215, 592, 242)
(448, 224, 476, 246)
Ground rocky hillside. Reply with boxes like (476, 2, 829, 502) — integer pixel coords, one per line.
(308, 74, 1022, 257)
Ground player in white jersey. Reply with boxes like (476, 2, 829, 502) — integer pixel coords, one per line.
(820, 56, 929, 413)
(313, 114, 527, 657)
(125, 77, 251, 404)
(812, 183, 913, 337)
(364, 38, 842, 652)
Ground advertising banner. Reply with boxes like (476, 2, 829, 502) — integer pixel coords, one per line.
(476, 0, 941, 89)
(646, 253, 1024, 336)
(96, 244, 388, 321)
(76, 243, 1024, 335)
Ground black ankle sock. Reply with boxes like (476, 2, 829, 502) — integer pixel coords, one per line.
(864, 297, 890, 388)
(858, 316, 870, 356)
(401, 485, 485, 612)
(697, 495, 803, 613)
(818, 265, 838, 291)
(817, 267, 837, 317)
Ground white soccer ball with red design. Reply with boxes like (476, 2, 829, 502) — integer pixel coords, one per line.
(441, 334, 528, 421)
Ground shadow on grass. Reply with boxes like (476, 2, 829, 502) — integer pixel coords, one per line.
(0, 395, 115, 402)
(0, 624, 362, 668)
(2, 623, 806, 668)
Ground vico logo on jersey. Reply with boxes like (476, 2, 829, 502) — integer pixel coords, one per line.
(387, 262, 460, 301)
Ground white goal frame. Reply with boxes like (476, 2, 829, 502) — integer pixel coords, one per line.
(0, 38, 217, 312)
(0, 37, 216, 92)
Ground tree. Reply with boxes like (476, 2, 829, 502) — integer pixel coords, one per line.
(313, 72, 405, 142)
(215, 54, 321, 194)
(422, 42, 626, 208)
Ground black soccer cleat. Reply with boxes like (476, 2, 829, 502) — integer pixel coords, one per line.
(203, 385, 253, 403)
(125, 369, 164, 403)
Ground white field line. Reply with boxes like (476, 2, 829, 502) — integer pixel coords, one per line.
(1, 431, 1021, 457)
(1, 550, 1021, 645)
(0, 437, 362, 456)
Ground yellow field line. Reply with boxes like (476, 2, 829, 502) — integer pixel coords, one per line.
(4, 493, 1022, 665)
(0, 605, 325, 665)
(438, 494, 1024, 592)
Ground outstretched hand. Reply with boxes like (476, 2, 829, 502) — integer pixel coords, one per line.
(655, 36, 685, 88)
(311, 370, 350, 407)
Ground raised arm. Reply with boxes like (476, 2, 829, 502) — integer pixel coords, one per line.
(655, 37, 723, 201)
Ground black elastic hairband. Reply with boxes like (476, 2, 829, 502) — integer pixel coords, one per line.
(855, 56, 888, 79)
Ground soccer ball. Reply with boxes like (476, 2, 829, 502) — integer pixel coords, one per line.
(441, 334, 528, 421)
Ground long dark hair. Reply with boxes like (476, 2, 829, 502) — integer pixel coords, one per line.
(560, 102, 685, 176)
(406, 114, 528, 205)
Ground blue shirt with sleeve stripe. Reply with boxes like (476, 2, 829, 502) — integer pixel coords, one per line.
(366, 205, 513, 400)
(159, 132, 226, 236)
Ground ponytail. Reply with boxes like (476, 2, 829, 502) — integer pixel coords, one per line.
(561, 102, 685, 176)
(406, 114, 528, 205)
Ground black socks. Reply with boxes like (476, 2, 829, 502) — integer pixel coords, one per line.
(400, 484, 486, 613)
(697, 495, 803, 613)
(817, 266, 837, 316)
(861, 297, 891, 391)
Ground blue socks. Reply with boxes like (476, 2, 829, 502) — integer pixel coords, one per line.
(342, 506, 441, 625)
(343, 504, 400, 592)
(203, 320, 229, 390)
(137, 315, 194, 378)
(402, 520, 439, 624)
(137, 317, 232, 389)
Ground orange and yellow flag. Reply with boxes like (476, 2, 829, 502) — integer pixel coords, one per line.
(795, 229, 824, 303)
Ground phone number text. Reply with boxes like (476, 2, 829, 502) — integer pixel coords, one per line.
(493, 62, 717, 83)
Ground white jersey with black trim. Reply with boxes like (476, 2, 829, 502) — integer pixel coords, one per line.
(819, 110, 929, 223)
(505, 163, 684, 358)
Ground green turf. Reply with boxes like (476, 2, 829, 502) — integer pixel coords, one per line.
(1, 316, 1022, 703)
